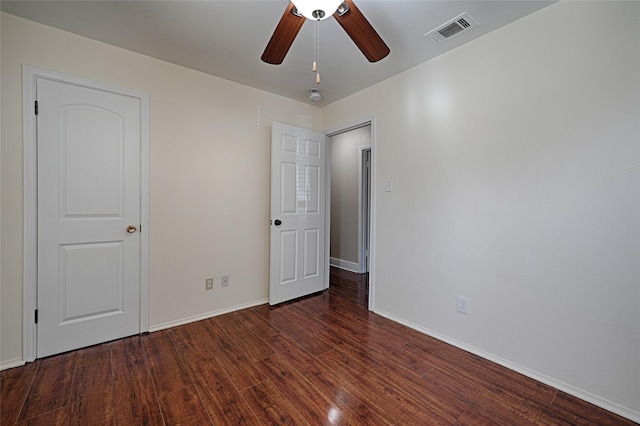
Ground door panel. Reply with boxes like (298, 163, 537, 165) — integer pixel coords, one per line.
(280, 230, 297, 283)
(37, 78, 141, 357)
(59, 242, 123, 323)
(62, 106, 124, 216)
(303, 229, 319, 277)
(281, 162, 297, 213)
(305, 165, 320, 213)
(270, 122, 326, 305)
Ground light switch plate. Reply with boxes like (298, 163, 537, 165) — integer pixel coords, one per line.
(457, 296, 469, 314)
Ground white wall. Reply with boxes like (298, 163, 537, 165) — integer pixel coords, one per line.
(324, 1, 639, 420)
(330, 125, 370, 267)
(0, 12, 321, 365)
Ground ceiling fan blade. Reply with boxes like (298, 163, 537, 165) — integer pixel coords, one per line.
(261, 2, 305, 65)
(333, 0, 390, 62)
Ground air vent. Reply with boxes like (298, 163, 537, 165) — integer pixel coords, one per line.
(425, 13, 478, 44)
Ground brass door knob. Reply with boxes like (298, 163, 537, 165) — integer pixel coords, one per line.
(126, 225, 137, 233)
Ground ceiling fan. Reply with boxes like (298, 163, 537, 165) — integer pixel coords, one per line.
(261, 0, 390, 65)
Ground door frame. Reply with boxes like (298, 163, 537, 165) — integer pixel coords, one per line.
(358, 146, 372, 274)
(22, 65, 150, 362)
(325, 117, 377, 310)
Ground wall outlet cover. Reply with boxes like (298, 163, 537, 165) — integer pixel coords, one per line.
(457, 296, 469, 314)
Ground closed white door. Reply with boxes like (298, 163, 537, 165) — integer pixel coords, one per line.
(37, 78, 142, 357)
(269, 122, 327, 305)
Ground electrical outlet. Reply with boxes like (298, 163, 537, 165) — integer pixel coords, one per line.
(221, 275, 230, 287)
(457, 296, 469, 314)
(205, 278, 214, 290)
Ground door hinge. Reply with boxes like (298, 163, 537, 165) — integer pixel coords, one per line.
(35, 309, 39, 324)
(34, 101, 39, 115)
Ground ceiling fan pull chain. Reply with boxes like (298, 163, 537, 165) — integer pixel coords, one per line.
(315, 19, 321, 84)
(312, 19, 317, 73)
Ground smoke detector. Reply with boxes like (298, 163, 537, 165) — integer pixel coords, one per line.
(425, 13, 478, 44)
(308, 88, 322, 103)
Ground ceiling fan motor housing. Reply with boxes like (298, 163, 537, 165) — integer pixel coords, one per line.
(293, 0, 343, 21)
(312, 10, 325, 19)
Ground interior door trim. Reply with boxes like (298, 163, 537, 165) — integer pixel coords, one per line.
(22, 65, 150, 362)
(358, 145, 372, 274)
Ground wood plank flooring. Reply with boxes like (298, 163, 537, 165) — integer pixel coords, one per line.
(2, 267, 636, 425)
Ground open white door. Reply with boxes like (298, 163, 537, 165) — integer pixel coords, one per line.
(269, 122, 327, 305)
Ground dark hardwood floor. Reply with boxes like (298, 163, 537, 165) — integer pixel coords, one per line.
(2, 267, 636, 425)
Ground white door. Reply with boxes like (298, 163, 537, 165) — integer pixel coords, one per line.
(37, 78, 142, 357)
(269, 122, 327, 305)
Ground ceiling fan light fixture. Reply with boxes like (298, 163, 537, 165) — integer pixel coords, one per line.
(292, 0, 343, 20)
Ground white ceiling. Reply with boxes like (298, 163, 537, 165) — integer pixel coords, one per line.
(1, 0, 555, 106)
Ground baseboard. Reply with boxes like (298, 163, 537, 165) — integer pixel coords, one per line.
(329, 257, 360, 273)
(2, 299, 269, 370)
(148, 298, 269, 332)
(1, 357, 26, 371)
(373, 309, 640, 424)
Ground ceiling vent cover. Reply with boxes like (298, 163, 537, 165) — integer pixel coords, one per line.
(425, 13, 478, 44)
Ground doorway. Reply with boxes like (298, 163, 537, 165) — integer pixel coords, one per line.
(268, 120, 375, 308)
(328, 123, 372, 283)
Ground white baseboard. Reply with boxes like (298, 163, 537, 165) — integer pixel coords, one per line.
(1, 357, 26, 371)
(2, 299, 269, 370)
(148, 298, 268, 333)
(330, 257, 360, 273)
(373, 309, 640, 424)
